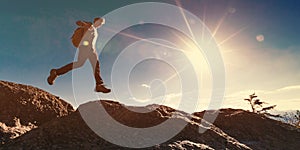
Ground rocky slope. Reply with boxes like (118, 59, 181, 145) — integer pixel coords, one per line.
(2, 100, 250, 150)
(195, 109, 300, 150)
(0, 80, 74, 145)
(1, 81, 300, 149)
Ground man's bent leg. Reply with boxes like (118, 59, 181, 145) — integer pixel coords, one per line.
(48, 46, 88, 85)
(47, 61, 86, 85)
(55, 61, 85, 75)
(55, 63, 73, 75)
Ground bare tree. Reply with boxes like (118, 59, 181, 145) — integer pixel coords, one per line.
(244, 93, 276, 113)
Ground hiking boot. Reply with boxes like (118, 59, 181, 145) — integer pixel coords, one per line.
(47, 69, 58, 85)
(95, 84, 111, 93)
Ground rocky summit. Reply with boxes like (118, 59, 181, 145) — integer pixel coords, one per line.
(0, 80, 299, 150)
(0, 80, 74, 145)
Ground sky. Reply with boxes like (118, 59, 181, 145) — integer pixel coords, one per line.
(1, 0, 300, 113)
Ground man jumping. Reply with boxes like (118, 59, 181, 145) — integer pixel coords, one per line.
(47, 17, 111, 93)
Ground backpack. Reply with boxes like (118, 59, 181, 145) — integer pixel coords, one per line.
(71, 21, 92, 48)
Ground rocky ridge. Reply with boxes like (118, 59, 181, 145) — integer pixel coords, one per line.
(1, 80, 299, 150)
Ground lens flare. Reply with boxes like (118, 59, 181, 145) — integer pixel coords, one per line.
(256, 34, 265, 42)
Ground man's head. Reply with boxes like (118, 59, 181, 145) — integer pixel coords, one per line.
(93, 17, 105, 28)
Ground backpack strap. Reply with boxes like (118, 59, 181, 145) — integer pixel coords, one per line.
(76, 21, 92, 27)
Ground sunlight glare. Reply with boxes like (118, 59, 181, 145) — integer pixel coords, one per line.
(256, 34, 265, 42)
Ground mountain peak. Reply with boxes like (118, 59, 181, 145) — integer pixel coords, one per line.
(0, 80, 74, 144)
(1, 80, 299, 149)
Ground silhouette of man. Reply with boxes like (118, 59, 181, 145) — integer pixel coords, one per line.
(47, 17, 111, 93)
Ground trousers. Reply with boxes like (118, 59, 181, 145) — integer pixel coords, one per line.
(55, 45, 103, 85)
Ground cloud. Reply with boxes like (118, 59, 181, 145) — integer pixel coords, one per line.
(276, 85, 300, 92)
(141, 84, 151, 88)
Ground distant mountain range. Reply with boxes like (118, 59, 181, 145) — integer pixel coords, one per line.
(0, 80, 299, 150)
